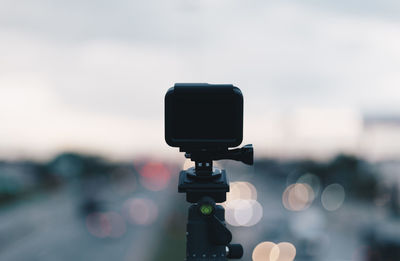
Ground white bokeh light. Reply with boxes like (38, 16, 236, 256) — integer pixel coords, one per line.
(252, 241, 296, 261)
(224, 181, 263, 227)
(123, 197, 158, 225)
(321, 183, 346, 211)
(282, 183, 315, 211)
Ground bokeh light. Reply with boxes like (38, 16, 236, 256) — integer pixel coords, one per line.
(245, 200, 263, 227)
(86, 212, 126, 238)
(86, 212, 110, 238)
(252, 241, 296, 261)
(225, 181, 258, 203)
(225, 199, 253, 226)
(139, 162, 171, 191)
(282, 183, 315, 211)
(252, 241, 276, 261)
(224, 181, 263, 227)
(106, 212, 127, 238)
(297, 173, 321, 196)
(123, 198, 158, 226)
(275, 242, 296, 261)
(321, 183, 345, 211)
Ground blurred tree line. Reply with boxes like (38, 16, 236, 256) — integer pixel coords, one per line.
(0, 152, 118, 205)
(0, 153, 380, 207)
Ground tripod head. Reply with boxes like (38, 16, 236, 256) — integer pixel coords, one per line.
(177, 146, 253, 260)
(165, 83, 253, 260)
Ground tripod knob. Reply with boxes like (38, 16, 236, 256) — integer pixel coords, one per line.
(227, 244, 243, 259)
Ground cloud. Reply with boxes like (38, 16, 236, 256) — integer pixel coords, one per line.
(0, 0, 400, 157)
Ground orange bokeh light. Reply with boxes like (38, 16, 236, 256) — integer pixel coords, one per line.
(139, 162, 171, 191)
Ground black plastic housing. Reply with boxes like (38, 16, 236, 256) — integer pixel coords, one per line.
(165, 83, 243, 150)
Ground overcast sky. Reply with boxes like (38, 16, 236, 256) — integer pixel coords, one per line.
(1, 0, 400, 160)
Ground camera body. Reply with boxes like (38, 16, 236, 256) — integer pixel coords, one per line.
(165, 83, 243, 151)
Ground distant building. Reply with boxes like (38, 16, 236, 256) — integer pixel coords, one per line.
(360, 115, 400, 161)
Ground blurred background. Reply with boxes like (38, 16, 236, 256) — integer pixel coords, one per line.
(1, 0, 400, 260)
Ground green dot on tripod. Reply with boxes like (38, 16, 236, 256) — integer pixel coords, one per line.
(200, 204, 213, 215)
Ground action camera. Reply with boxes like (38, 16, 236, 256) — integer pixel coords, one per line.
(164, 83, 253, 260)
(165, 83, 243, 150)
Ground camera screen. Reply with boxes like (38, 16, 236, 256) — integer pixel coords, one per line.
(171, 94, 237, 140)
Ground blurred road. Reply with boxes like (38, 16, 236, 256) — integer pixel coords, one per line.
(0, 179, 176, 261)
(0, 160, 396, 261)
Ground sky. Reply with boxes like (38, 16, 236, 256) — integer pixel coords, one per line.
(1, 0, 400, 160)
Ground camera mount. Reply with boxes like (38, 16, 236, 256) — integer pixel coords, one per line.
(178, 144, 254, 260)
